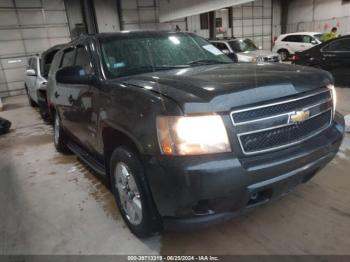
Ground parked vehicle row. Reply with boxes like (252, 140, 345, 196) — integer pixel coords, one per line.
(44, 31, 344, 238)
(211, 38, 281, 63)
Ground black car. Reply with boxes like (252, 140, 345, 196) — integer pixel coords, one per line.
(48, 31, 344, 238)
(292, 35, 350, 85)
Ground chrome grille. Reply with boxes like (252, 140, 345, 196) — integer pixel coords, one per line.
(231, 89, 333, 155)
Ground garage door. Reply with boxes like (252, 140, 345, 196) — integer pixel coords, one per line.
(120, 0, 187, 32)
(0, 0, 71, 98)
(232, 0, 273, 50)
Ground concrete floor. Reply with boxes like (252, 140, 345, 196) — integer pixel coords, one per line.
(0, 89, 350, 255)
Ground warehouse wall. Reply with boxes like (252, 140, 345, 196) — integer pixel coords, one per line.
(187, 0, 281, 50)
(286, 0, 350, 35)
(93, 0, 120, 33)
(120, 0, 186, 31)
(0, 0, 70, 97)
(64, 0, 86, 37)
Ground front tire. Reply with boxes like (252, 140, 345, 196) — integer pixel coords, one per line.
(37, 91, 50, 122)
(278, 49, 290, 61)
(110, 146, 161, 238)
(54, 112, 70, 153)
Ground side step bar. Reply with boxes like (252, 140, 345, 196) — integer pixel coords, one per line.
(67, 141, 106, 177)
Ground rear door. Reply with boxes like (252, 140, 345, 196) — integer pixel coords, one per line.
(300, 35, 316, 52)
(53, 47, 76, 131)
(281, 35, 303, 53)
(321, 37, 350, 83)
(64, 43, 96, 149)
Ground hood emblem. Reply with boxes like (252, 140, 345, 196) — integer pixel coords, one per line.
(290, 110, 310, 123)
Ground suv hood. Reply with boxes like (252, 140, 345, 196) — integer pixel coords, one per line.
(117, 63, 332, 113)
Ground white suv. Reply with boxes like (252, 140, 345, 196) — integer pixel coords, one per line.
(272, 32, 323, 61)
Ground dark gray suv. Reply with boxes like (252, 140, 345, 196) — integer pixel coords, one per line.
(47, 31, 345, 238)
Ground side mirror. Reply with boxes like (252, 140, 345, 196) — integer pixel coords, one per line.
(311, 40, 317, 45)
(222, 49, 230, 55)
(56, 66, 94, 85)
(26, 69, 36, 76)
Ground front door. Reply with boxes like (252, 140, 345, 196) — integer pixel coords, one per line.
(321, 37, 350, 84)
(68, 44, 96, 151)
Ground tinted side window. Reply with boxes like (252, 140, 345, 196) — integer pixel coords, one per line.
(60, 49, 75, 68)
(75, 46, 93, 74)
(282, 35, 302, 42)
(323, 38, 350, 52)
(302, 35, 313, 43)
(213, 42, 229, 51)
(42, 50, 59, 76)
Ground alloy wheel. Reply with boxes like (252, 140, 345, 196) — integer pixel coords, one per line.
(114, 162, 143, 225)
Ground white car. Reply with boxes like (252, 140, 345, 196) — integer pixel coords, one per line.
(272, 32, 323, 61)
(25, 55, 47, 107)
(24, 44, 65, 120)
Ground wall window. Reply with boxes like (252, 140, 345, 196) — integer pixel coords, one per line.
(216, 18, 223, 28)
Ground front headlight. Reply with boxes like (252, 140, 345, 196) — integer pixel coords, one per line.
(237, 54, 254, 63)
(157, 115, 231, 155)
(327, 84, 337, 115)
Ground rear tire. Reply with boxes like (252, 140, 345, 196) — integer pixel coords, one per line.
(110, 146, 161, 238)
(37, 91, 50, 122)
(54, 112, 70, 154)
(278, 49, 290, 61)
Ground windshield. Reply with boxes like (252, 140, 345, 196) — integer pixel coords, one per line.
(228, 39, 258, 53)
(100, 33, 232, 78)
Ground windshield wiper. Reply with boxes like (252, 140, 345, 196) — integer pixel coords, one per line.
(188, 59, 231, 66)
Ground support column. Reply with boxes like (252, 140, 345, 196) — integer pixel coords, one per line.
(209, 11, 216, 39)
(281, 0, 290, 34)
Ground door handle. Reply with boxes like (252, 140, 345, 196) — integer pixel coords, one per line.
(68, 95, 74, 104)
(54, 91, 60, 98)
(323, 54, 336, 57)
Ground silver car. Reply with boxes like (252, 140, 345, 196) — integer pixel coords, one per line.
(211, 38, 280, 63)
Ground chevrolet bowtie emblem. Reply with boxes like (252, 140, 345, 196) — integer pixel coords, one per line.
(290, 110, 310, 123)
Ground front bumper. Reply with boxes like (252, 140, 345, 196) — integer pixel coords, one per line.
(143, 112, 345, 229)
